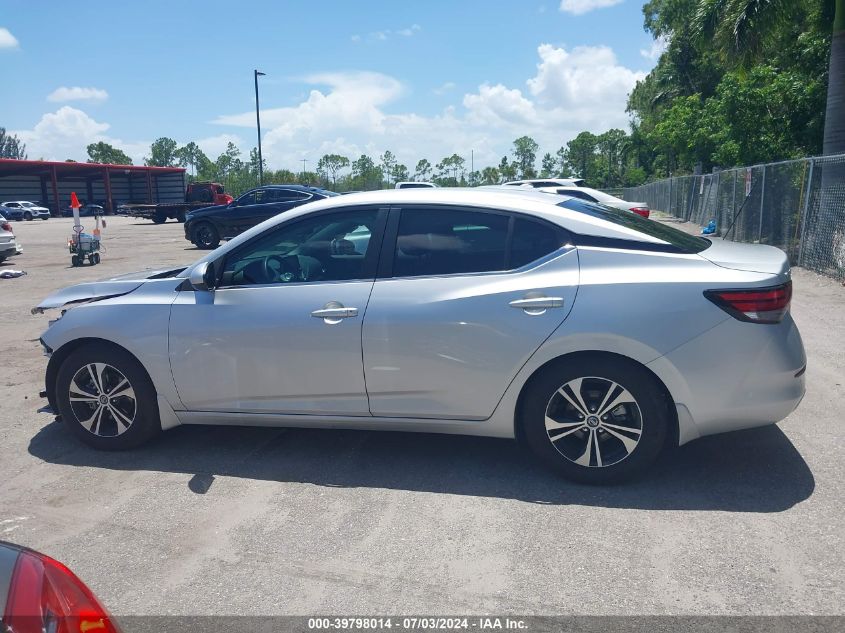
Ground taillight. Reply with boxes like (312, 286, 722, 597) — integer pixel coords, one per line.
(704, 281, 792, 324)
(1, 221, 12, 233)
(3, 546, 121, 633)
(630, 207, 650, 218)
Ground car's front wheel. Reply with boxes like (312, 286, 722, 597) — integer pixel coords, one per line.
(55, 343, 161, 450)
(192, 221, 220, 249)
(521, 356, 669, 484)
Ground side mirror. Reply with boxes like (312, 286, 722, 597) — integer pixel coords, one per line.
(189, 261, 214, 291)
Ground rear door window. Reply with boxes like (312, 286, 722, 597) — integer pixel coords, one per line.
(393, 208, 509, 277)
(390, 208, 569, 278)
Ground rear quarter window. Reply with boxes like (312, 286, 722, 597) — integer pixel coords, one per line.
(558, 199, 709, 254)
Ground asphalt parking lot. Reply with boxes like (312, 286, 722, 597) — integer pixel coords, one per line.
(0, 216, 843, 617)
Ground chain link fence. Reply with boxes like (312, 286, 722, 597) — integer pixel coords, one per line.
(622, 153, 845, 281)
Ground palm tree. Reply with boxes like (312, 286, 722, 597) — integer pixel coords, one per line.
(694, 0, 844, 155)
(824, 0, 844, 155)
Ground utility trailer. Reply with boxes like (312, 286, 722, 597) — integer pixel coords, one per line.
(119, 182, 233, 223)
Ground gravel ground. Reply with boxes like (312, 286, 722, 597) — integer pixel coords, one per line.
(0, 216, 842, 619)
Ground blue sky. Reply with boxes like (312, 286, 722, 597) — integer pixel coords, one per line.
(1, 0, 663, 171)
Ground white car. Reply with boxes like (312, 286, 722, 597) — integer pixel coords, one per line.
(0, 219, 22, 263)
(504, 178, 586, 188)
(395, 182, 437, 189)
(1, 200, 51, 221)
(537, 186, 651, 218)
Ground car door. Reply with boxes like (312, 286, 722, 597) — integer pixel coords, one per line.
(169, 206, 387, 415)
(4, 203, 20, 219)
(362, 205, 579, 420)
(272, 188, 313, 217)
(223, 190, 259, 237)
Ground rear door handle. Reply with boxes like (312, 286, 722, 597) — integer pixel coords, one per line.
(509, 297, 564, 310)
(509, 296, 564, 316)
(311, 303, 359, 323)
(311, 307, 359, 319)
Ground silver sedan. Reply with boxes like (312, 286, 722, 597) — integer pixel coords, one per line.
(34, 189, 806, 483)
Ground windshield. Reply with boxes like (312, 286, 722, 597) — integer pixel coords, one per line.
(558, 198, 710, 253)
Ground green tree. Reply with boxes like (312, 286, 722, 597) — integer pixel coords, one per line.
(0, 128, 26, 159)
(481, 165, 501, 184)
(596, 129, 629, 186)
(540, 152, 556, 178)
(86, 141, 132, 165)
(434, 154, 466, 186)
(414, 159, 432, 181)
(565, 132, 599, 182)
(392, 163, 410, 184)
(176, 142, 207, 177)
(512, 136, 539, 179)
(555, 147, 570, 177)
(499, 156, 517, 182)
(692, 0, 843, 157)
(316, 154, 350, 187)
(380, 150, 397, 187)
(145, 137, 179, 167)
(351, 154, 383, 190)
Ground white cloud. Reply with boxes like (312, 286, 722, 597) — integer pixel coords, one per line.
(358, 24, 421, 42)
(640, 36, 668, 62)
(433, 81, 456, 95)
(0, 27, 19, 49)
(12, 106, 147, 163)
(559, 0, 623, 16)
(211, 43, 645, 171)
(396, 24, 421, 37)
(47, 86, 109, 103)
(196, 133, 245, 159)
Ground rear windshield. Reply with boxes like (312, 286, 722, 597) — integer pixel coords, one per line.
(557, 198, 710, 254)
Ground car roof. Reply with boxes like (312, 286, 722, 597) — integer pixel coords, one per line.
(249, 184, 331, 193)
(187, 187, 670, 270)
(503, 178, 585, 186)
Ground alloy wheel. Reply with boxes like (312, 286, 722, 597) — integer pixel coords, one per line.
(68, 363, 137, 437)
(544, 376, 643, 468)
(195, 225, 214, 248)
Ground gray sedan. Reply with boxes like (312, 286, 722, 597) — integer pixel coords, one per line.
(33, 189, 805, 484)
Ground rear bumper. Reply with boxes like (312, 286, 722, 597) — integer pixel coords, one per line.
(647, 313, 806, 443)
(0, 241, 20, 257)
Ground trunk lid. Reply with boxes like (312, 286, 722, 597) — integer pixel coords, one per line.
(698, 237, 789, 275)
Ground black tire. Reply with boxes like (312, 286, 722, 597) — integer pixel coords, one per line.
(520, 355, 669, 484)
(23, 211, 32, 221)
(176, 209, 186, 223)
(41, 216, 50, 220)
(55, 343, 161, 450)
(152, 211, 167, 224)
(71, 255, 80, 267)
(192, 221, 220, 249)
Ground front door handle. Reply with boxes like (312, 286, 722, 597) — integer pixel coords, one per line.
(311, 302, 358, 323)
(509, 296, 564, 315)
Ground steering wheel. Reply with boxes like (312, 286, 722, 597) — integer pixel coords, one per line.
(263, 254, 304, 283)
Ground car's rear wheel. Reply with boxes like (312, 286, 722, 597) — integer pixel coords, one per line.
(55, 343, 161, 450)
(192, 221, 220, 249)
(152, 211, 167, 224)
(521, 356, 669, 484)
(23, 211, 32, 221)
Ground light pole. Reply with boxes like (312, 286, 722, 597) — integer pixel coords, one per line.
(254, 69, 266, 185)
